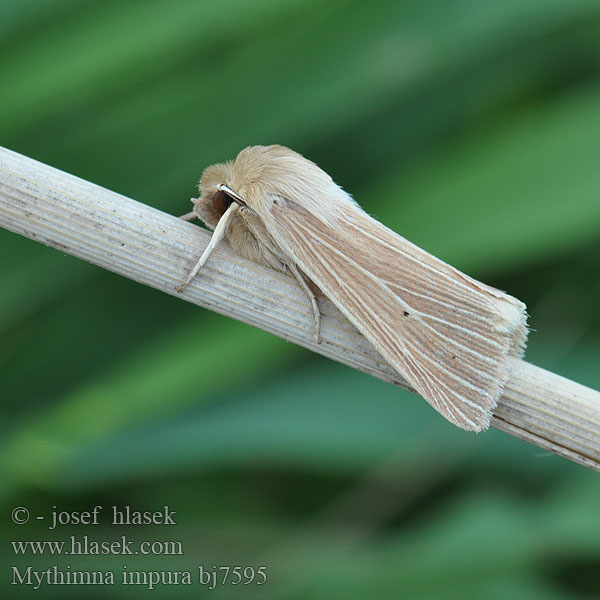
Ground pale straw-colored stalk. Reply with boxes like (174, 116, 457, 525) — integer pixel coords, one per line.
(1, 146, 599, 471)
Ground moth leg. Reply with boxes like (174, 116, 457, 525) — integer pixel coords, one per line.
(179, 210, 196, 221)
(289, 263, 321, 344)
(177, 203, 239, 293)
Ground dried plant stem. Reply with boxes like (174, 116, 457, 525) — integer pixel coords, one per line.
(1, 146, 599, 471)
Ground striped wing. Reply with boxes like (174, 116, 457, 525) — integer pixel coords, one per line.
(268, 199, 527, 431)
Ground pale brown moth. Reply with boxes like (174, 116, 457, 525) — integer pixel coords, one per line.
(178, 145, 528, 432)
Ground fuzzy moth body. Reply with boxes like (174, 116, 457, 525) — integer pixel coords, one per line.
(181, 145, 528, 432)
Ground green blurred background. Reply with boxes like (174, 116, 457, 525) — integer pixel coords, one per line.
(1, 1, 600, 598)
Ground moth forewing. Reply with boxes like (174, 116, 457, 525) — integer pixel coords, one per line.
(262, 192, 527, 432)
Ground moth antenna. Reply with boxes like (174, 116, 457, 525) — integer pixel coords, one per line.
(217, 184, 246, 205)
(177, 202, 240, 293)
(289, 262, 321, 344)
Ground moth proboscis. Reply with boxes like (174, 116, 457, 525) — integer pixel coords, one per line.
(178, 145, 528, 432)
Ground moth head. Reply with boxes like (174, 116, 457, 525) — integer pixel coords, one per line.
(192, 160, 243, 230)
(193, 145, 343, 231)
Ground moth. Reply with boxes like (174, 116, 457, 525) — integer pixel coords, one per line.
(178, 145, 528, 432)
